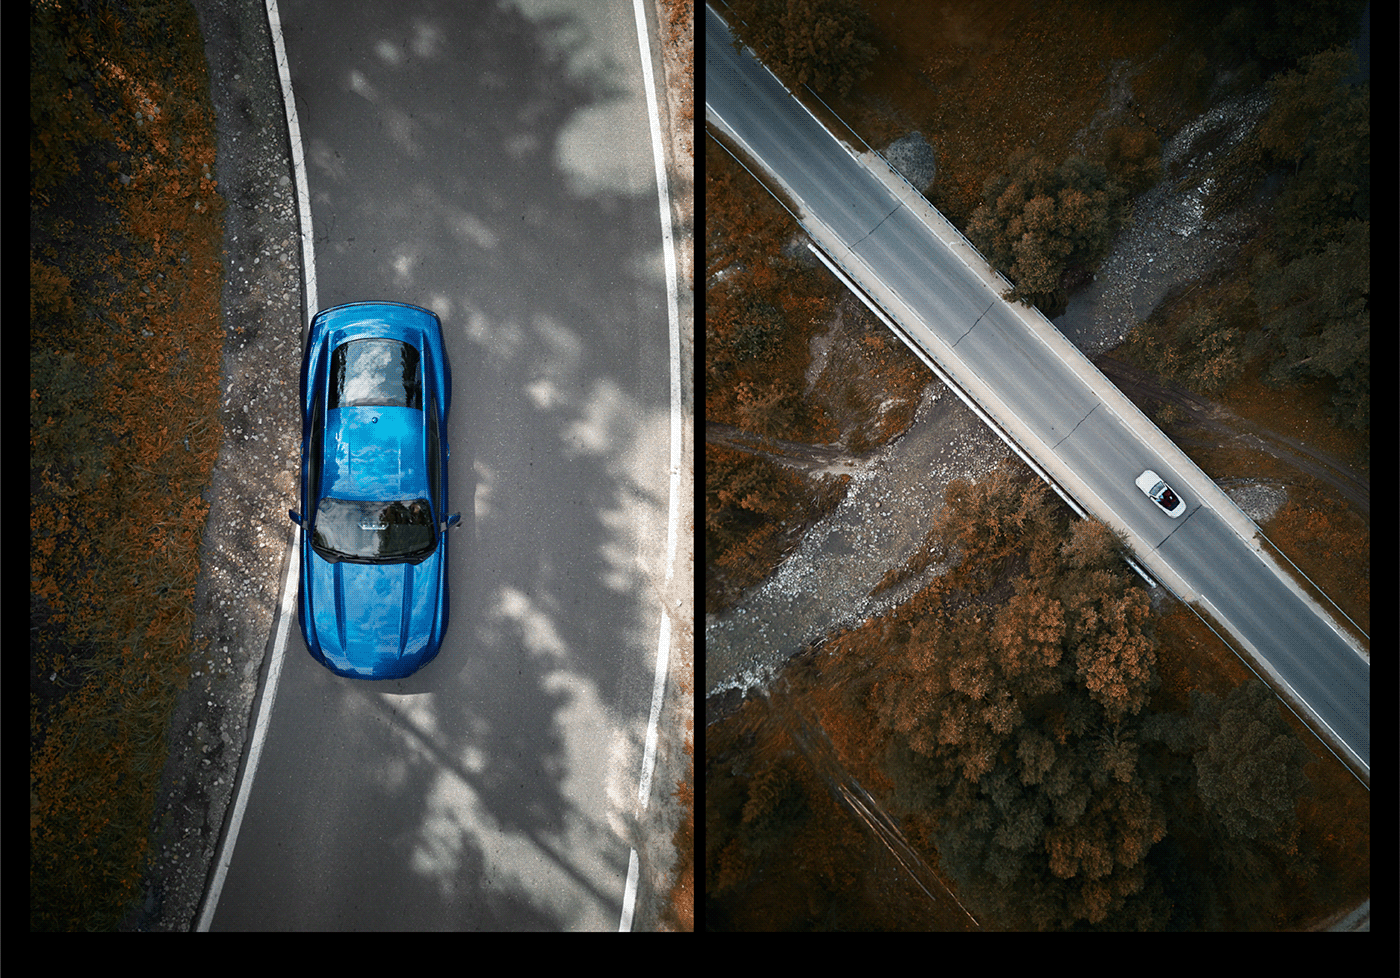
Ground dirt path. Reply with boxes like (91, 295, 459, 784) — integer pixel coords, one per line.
(705, 420, 877, 476)
(763, 681, 982, 930)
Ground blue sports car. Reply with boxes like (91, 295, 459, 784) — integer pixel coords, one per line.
(289, 301, 460, 679)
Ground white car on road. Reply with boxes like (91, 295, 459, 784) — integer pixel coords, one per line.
(1136, 470, 1186, 518)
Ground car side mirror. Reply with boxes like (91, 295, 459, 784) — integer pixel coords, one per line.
(289, 510, 303, 525)
(444, 513, 461, 530)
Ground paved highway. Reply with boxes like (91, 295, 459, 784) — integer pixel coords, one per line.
(705, 5, 1367, 777)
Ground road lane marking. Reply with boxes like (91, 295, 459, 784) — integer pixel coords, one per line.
(266, 0, 317, 318)
(619, 0, 684, 932)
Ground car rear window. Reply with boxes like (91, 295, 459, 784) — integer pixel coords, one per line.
(330, 338, 422, 410)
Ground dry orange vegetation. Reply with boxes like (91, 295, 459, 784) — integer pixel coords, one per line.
(31, 0, 226, 931)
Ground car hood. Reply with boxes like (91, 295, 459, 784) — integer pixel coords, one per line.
(304, 547, 446, 679)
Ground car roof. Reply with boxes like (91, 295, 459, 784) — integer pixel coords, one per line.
(321, 406, 428, 500)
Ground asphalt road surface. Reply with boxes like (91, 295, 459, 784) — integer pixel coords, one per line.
(705, 5, 1368, 777)
(211, 0, 678, 930)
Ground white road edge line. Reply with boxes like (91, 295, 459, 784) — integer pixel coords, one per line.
(268, 0, 318, 318)
(620, 0, 683, 933)
(195, 0, 314, 932)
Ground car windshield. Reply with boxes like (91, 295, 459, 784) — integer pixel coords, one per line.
(311, 497, 436, 563)
(330, 338, 422, 410)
